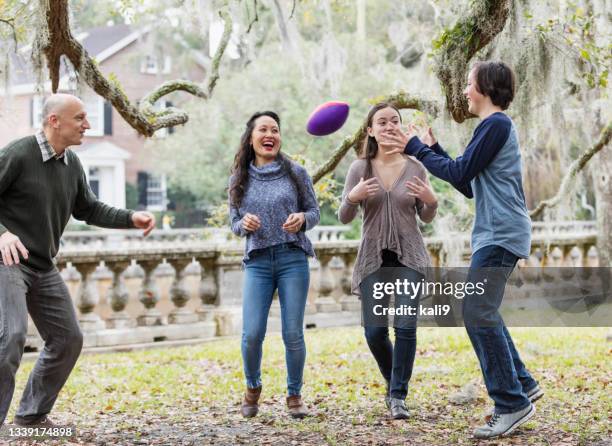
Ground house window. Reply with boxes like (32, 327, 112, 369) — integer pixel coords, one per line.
(146, 173, 167, 211)
(83, 95, 105, 136)
(142, 55, 158, 74)
(140, 55, 172, 74)
(89, 167, 100, 198)
(31, 95, 44, 128)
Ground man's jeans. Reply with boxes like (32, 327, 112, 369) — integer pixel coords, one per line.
(241, 243, 309, 396)
(464, 245, 538, 414)
(0, 261, 83, 425)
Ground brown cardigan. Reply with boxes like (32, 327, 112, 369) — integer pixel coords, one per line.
(338, 156, 437, 296)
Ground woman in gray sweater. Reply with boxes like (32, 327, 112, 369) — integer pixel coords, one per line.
(228, 111, 320, 419)
(338, 103, 437, 419)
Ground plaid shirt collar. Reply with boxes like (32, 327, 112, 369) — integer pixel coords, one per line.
(36, 130, 68, 165)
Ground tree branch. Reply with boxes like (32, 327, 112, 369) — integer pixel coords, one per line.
(271, 0, 292, 52)
(246, 0, 258, 33)
(1, 0, 30, 48)
(38, 0, 232, 137)
(529, 121, 612, 219)
(289, 0, 297, 20)
(432, 0, 511, 123)
(0, 18, 18, 48)
(207, 9, 232, 96)
(311, 92, 440, 184)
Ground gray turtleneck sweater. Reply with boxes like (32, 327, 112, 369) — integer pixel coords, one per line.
(229, 160, 320, 261)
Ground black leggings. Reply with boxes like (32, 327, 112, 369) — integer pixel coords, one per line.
(364, 250, 419, 400)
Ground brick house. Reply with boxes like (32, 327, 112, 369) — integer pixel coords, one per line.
(0, 23, 206, 212)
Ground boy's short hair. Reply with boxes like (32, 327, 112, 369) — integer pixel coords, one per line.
(473, 61, 516, 110)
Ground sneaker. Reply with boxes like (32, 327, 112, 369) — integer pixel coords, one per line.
(526, 384, 544, 403)
(474, 404, 535, 439)
(485, 384, 543, 419)
(389, 398, 409, 420)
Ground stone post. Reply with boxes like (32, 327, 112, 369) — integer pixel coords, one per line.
(73, 261, 105, 331)
(168, 258, 198, 324)
(137, 259, 162, 326)
(314, 253, 341, 312)
(106, 260, 132, 329)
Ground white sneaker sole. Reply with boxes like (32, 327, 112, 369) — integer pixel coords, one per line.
(501, 404, 536, 437)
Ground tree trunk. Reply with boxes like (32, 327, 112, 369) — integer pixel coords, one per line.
(356, 0, 366, 41)
(594, 147, 611, 266)
(271, 0, 293, 52)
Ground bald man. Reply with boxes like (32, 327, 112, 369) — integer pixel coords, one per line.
(0, 93, 155, 426)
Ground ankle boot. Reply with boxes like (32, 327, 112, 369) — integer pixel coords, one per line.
(241, 386, 262, 418)
(286, 395, 309, 419)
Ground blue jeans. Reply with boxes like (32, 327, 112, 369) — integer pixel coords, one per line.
(363, 250, 420, 400)
(464, 245, 538, 414)
(241, 243, 309, 396)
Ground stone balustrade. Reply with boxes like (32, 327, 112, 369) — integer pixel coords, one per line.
(60, 225, 350, 250)
(531, 220, 597, 235)
(60, 221, 595, 250)
(23, 227, 600, 351)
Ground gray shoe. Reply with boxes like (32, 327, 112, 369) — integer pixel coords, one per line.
(389, 398, 409, 420)
(485, 385, 543, 418)
(526, 384, 544, 403)
(474, 404, 535, 439)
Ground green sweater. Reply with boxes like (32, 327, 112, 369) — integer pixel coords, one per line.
(0, 135, 134, 271)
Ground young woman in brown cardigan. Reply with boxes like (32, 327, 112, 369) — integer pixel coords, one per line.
(338, 102, 438, 419)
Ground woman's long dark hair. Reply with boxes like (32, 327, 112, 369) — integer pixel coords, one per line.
(229, 111, 304, 208)
(361, 102, 403, 179)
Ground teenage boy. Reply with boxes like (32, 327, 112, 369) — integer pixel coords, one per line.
(388, 61, 542, 439)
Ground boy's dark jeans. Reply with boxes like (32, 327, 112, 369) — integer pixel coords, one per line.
(464, 245, 538, 414)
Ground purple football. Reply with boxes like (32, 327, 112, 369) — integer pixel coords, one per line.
(306, 101, 350, 136)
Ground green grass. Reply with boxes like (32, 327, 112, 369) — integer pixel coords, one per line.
(8, 327, 612, 445)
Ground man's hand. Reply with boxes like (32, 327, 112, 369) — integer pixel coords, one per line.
(132, 212, 156, 236)
(283, 212, 305, 233)
(242, 213, 261, 233)
(0, 231, 29, 266)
